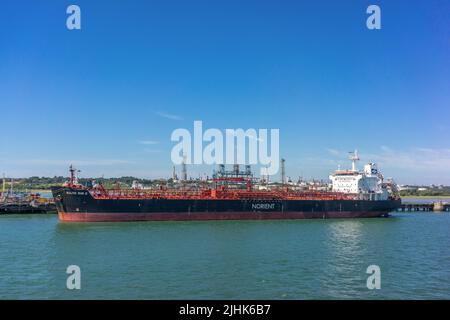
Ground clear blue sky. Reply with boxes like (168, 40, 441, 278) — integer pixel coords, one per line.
(1, 0, 449, 184)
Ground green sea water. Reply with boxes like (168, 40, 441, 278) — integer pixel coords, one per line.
(0, 212, 449, 299)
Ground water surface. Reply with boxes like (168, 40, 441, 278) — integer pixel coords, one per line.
(0, 213, 449, 299)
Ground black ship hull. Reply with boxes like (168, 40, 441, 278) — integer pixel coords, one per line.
(51, 187, 401, 222)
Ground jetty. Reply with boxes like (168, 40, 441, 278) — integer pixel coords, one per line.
(398, 201, 450, 212)
(0, 191, 56, 214)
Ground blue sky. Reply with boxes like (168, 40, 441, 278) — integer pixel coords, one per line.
(1, 0, 449, 184)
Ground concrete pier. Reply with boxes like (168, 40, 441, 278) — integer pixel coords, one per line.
(399, 202, 449, 212)
(433, 202, 445, 212)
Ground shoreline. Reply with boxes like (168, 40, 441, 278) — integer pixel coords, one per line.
(6, 191, 450, 199)
(1, 189, 52, 193)
(401, 195, 450, 199)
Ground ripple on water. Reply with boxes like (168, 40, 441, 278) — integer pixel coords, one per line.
(0, 213, 449, 299)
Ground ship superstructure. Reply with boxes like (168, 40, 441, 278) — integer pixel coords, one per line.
(329, 150, 389, 200)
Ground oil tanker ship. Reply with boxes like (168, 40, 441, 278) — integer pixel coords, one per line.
(51, 152, 401, 222)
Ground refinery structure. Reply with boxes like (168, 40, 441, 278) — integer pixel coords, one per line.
(138, 151, 396, 201)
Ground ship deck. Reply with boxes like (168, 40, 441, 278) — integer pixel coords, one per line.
(88, 188, 358, 201)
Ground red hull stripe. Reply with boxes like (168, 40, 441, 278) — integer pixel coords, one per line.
(58, 211, 388, 222)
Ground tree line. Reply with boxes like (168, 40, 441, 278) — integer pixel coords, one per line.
(2, 176, 172, 191)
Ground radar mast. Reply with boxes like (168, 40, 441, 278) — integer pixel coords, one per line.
(348, 150, 360, 172)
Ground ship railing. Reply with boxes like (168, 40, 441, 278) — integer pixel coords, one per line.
(89, 188, 358, 201)
(90, 188, 213, 200)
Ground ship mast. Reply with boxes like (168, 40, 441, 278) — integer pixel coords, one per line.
(349, 150, 360, 172)
(69, 165, 75, 185)
(68, 165, 80, 186)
